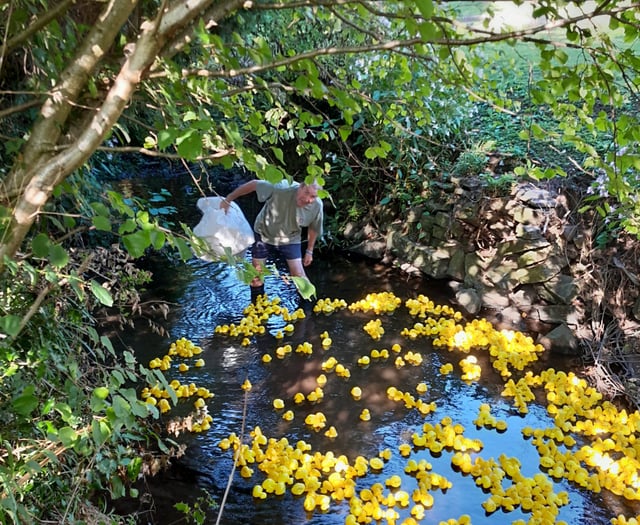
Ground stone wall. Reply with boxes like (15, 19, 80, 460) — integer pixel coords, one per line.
(342, 178, 587, 354)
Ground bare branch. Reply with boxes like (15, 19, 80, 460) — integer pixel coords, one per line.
(96, 145, 234, 160)
(327, 5, 383, 42)
(0, 98, 42, 121)
(156, 38, 424, 80)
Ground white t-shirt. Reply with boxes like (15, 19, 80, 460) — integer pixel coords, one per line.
(254, 181, 323, 245)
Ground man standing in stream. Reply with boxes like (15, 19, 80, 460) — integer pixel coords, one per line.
(220, 178, 324, 300)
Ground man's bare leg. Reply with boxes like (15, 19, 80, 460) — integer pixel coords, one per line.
(250, 257, 266, 301)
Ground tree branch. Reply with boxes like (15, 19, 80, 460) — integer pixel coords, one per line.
(155, 38, 424, 80)
(0, 98, 42, 121)
(96, 145, 234, 160)
(3, 0, 75, 54)
(4, 0, 139, 197)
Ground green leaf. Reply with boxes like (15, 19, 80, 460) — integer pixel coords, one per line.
(32, 233, 50, 257)
(58, 426, 78, 447)
(130, 399, 150, 418)
(90, 202, 111, 217)
(112, 395, 131, 419)
(158, 128, 178, 150)
(418, 21, 437, 41)
(91, 419, 111, 447)
(92, 216, 112, 232)
(183, 110, 197, 122)
(122, 230, 151, 258)
(110, 475, 126, 499)
(271, 147, 284, 164)
(90, 280, 114, 307)
(175, 503, 190, 513)
(119, 218, 137, 234)
(0, 314, 22, 337)
(364, 147, 378, 160)
(264, 165, 285, 184)
(150, 230, 167, 250)
(338, 125, 352, 141)
(111, 369, 125, 386)
(63, 215, 76, 229)
(49, 244, 69, 268)
(93, 387, 110, 400)
(13, 385, 38, 417)
(101, 335, 115, 354)
(291, 277, 316, 300)
(127, 456, 143, 480)
(174, 237, 193, 260)
(415, 0, 434, 18)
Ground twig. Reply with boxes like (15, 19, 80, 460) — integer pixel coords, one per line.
(215, 379, 249, 525)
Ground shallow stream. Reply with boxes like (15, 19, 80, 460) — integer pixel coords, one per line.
(120, 249, 639, 525)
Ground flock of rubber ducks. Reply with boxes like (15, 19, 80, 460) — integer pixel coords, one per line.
(140, 291, 640, 524)
(141, 337, 214, 431)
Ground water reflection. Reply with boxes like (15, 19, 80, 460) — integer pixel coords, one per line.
(127, 253, 630, 525)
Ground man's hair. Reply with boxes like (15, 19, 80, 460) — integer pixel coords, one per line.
(303, 179, 322, 190)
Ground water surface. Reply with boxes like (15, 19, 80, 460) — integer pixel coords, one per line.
(124, 253, 636, 525)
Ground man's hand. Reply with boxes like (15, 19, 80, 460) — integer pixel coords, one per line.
(220, 198, 231, 214)
(303, 249, 313, 267)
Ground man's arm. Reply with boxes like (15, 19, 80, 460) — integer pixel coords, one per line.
(307, 228, 318, 254)
(303, 228, 318, 267)
(220, 180, 258, 212)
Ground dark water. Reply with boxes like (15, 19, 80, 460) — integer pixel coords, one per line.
(118, 250, 638, 525)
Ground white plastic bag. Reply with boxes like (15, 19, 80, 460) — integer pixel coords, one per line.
(193, 197, 255, 259)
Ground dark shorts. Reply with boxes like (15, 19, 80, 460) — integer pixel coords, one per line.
(251, 233, 302, 261)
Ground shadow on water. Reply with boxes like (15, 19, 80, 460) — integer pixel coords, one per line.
(116, 251, 637, 525)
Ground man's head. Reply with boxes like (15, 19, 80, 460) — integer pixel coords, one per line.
(296, 181, 321, 207)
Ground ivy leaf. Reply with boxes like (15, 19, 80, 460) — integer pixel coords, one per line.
(90, 280, 113, 307)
